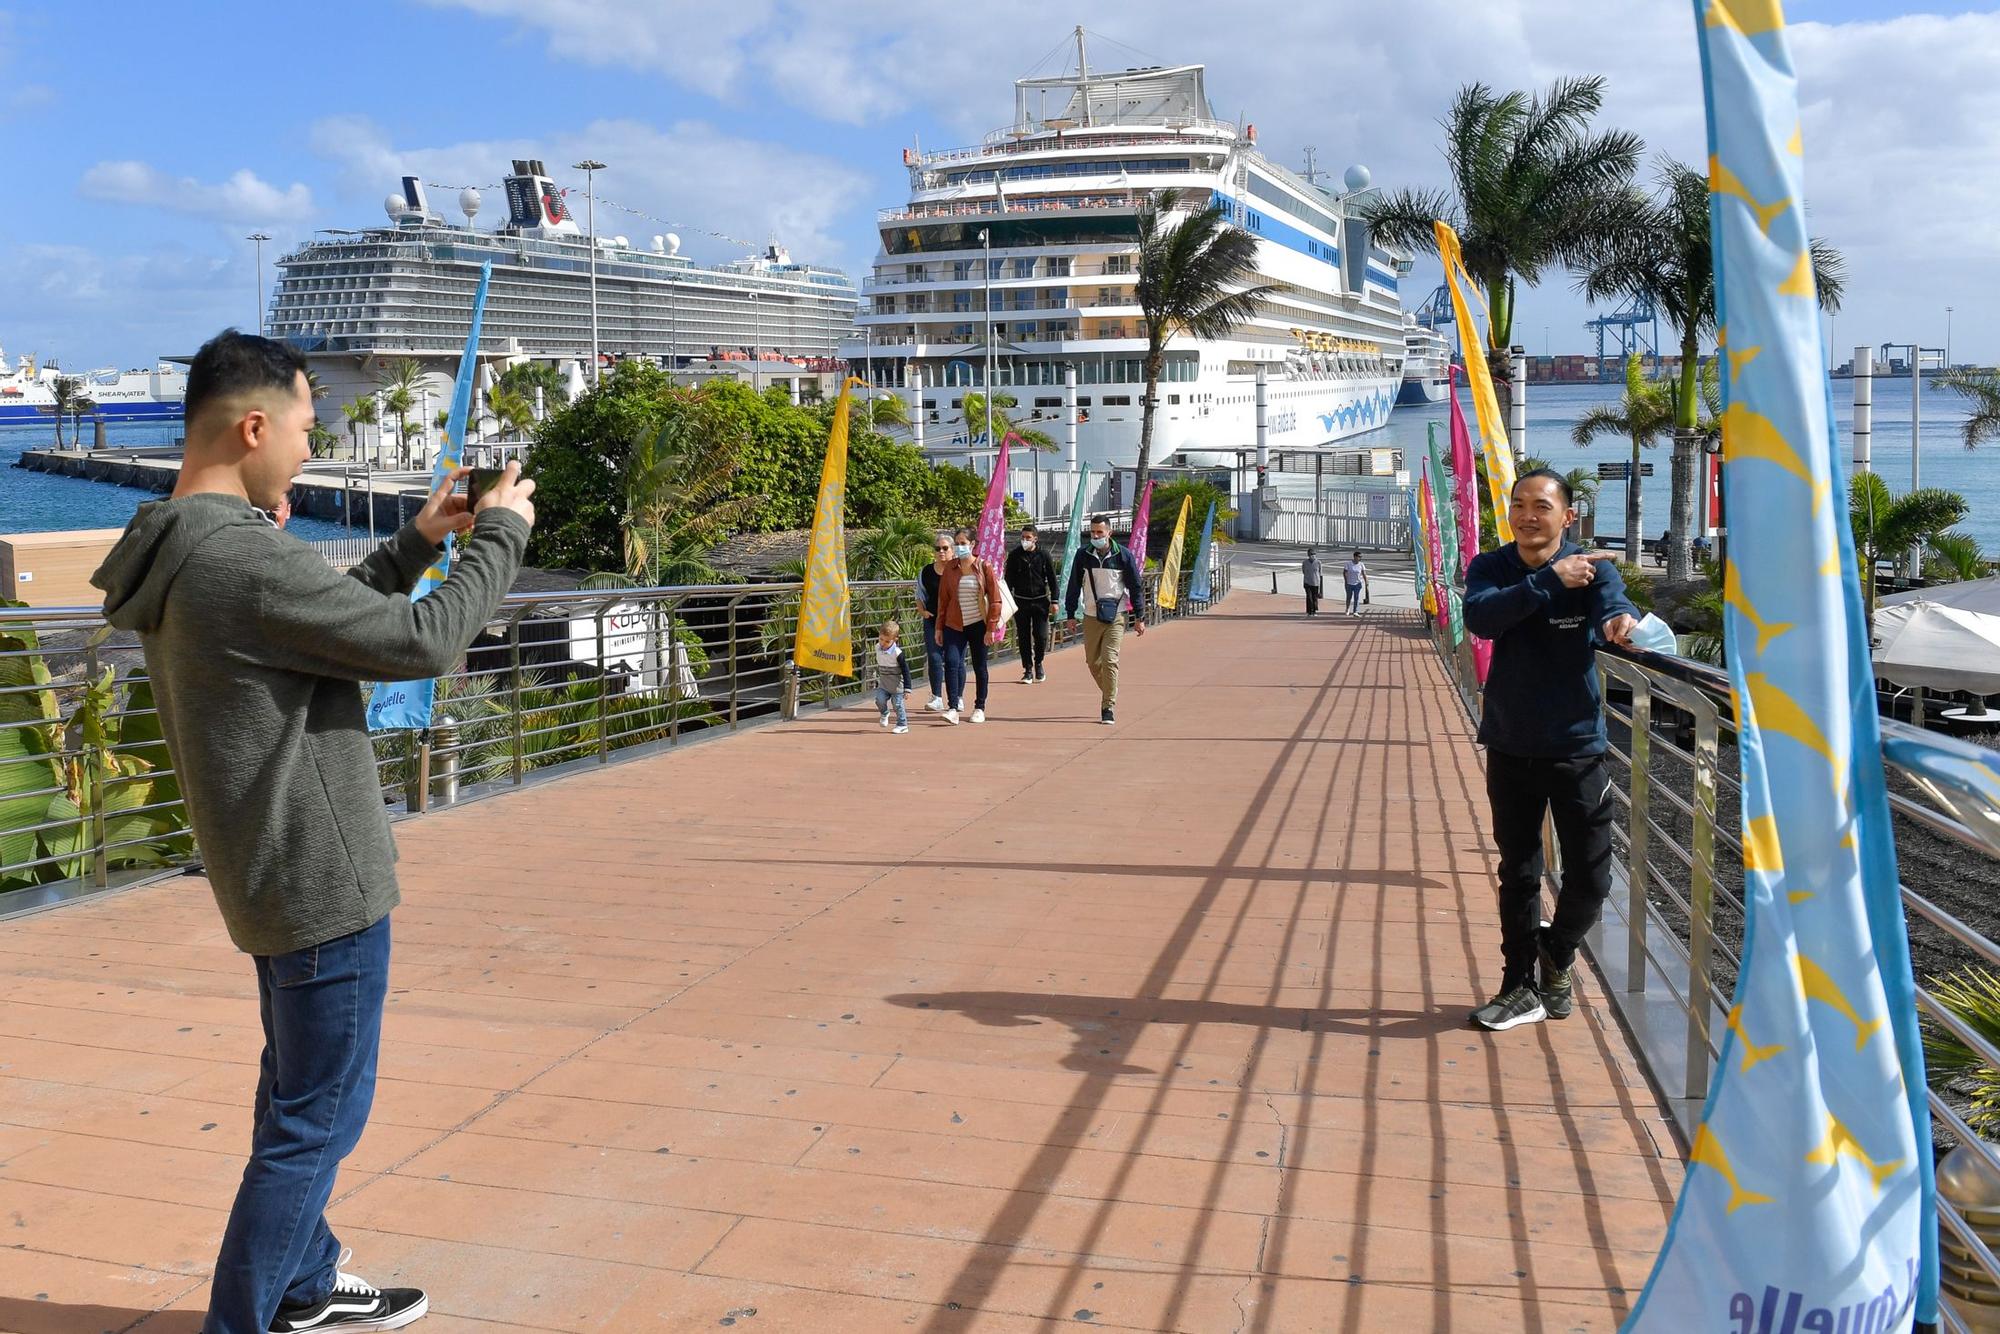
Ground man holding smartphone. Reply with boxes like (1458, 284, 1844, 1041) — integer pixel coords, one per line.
(92, 330, 537, 1333)
(1463, 469, 1637, 1033)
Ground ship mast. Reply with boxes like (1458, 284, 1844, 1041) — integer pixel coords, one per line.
(1075, 25, 1090, 126)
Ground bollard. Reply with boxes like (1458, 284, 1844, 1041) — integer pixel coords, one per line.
(432, 716, 460, 807)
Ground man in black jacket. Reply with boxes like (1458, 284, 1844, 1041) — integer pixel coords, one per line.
(1463, 469, 1639, 1033)
(1063, 514, 1148, 725)
(1004, 522, 1059, 684)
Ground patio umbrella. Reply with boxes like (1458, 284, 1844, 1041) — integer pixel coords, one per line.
(1872, 599, 2000, 698)
(1880, 574, 2000, 615)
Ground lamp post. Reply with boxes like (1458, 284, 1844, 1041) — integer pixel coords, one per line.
(1946, 306, 1954, 370)
(981, 225, 993, 453)
(572, 159, 606, 385)
(247, 232, 272, 335)
(749, 293, 762, 395)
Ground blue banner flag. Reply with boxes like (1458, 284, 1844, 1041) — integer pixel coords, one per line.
(1626, 5, 1934, 1329)
(1188, 500, 1218, 603)
(366, 262, 494, 732)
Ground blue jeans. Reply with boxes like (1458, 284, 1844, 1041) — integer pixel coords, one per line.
(922, 617, 945, 697)
(1345, 583, 1363, 614)
(206, 916, 391, 1334)
(939, 623, 989, 711)
(876, 686, 907, 725)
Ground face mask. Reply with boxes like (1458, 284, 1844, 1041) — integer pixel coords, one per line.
(955, 543, 972, 558)
(1091, 536, 1110, 551)
(1021, 538, 1036, 550)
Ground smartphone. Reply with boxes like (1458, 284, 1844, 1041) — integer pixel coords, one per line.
(464, 468, 506, 510)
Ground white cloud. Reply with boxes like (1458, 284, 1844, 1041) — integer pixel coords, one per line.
(307, 114, 871, 269)
(420, 0, 2000, 359)
(0, 243, 253, 366)
(78, 161, 315, 226)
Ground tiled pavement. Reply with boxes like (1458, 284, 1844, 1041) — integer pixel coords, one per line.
(0, 590, 1682, 1333)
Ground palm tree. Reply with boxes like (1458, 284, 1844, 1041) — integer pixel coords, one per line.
(956, 390, 1056, 453)
(1364, 77, 1643, 408)
(623, 387, 762, 587)
(1923, 532, 1989, 584)
(867, 394, 910, 430)
(1132, 188, 1279, 525)
(377, 359, 424, 469)
(42, 374, 86, 448)
(852, 515, 937, 582)
(1937, 369, 2000, 449)
(307, 422, 339, 458)
(341, 395, 378, 461)
(498, 361, 568, 416)
(485, 387, 537, 441)
(1849, 472, 1967, 615)
(1571, 354, 1675, 561)
(1578, 157, 1844, 581)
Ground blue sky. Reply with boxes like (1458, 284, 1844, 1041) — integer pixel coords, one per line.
(4, 1, 1998, 371)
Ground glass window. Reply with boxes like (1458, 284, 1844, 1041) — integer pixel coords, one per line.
(1013, 258, 1034, 279)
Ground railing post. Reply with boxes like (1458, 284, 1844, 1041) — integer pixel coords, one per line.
(1684, 695, 1722, 1102)
(726, 594, 744, 730)
(780, 663, 800, 721)
(86, 645, 109, 890)
(406, 731, 431, 814)
(507, 609, 526, 785)
(596, 603, 611, 763)
(1625, 673, 1653, 993)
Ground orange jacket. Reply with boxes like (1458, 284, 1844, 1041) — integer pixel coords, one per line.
(937, 557, 1003, 632)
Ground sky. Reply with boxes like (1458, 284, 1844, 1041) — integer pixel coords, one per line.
(3, 0, 1997, 373)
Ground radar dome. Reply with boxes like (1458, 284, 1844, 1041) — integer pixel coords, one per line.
(651, 235, 666, 253)
(384, 194, 409, 220)
(664, 233, 681, 255)
(613, 235, 629, 248)
(1342, 165, 1372, 194)
(459, 188, 482, 222)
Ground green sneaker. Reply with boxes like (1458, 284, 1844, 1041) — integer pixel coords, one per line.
(1538, 939, 1574, 1020)
(1470, 983, 1546, 1032)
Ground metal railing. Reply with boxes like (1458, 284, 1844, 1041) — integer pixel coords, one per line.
(1422, 620, 2000, 1332)
(0, 558, 1230, 908)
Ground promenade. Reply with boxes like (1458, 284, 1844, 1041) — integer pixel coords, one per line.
(0, 589, 1681, 1332)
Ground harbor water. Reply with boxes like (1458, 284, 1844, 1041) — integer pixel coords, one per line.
(5, 375, 1997, 551)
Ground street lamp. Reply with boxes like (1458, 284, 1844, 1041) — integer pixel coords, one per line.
(572, 159, 606, 385)
(1947, 306, 1954, 369)
(981, 225, 993, 454)
(247, 232, 272, 335)
(749, 292, 762, 394)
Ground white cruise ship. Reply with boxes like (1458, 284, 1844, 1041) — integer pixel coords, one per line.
(844, 35, 1410, 485)
(1398, 316, 1452, 405)
(266, 162, 857, 371)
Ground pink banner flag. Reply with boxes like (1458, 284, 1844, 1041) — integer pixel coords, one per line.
(1126, 479, 1155, 612)
(1448, 366, 1492, 682)
(975, 432, 1015, 644)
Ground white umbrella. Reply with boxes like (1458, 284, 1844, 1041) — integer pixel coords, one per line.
(1881, 574, 2000, 615)
(1873, 600, 2000, 698)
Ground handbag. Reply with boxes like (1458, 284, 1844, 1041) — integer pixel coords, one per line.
(989, 563, 1018, 644)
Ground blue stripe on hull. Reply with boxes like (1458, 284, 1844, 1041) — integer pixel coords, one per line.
(0, 401, 184, 425)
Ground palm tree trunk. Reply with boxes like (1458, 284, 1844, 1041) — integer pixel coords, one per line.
(1627, 435, 1643, 564)
(1666, 333, 1703, 583)
(1483, 277, 1513, 433)
(1132, 344, 1165, 531)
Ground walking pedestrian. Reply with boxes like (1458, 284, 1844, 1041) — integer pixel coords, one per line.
(1062, 514, 1148, 725)
(1343, 550, 1369, 616)
(937, 526, 1003, 724)
(874, 619, 911, 734)
(1462, 469, 1638, 1032)
(1005, 521, 1059, 683)
(916, 533, 952, 711)
(89, 330, 536, 1332)
(1301, 547, 1323, 616)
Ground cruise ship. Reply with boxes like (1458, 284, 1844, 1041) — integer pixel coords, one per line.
(844, 34, 1410, 482)
(265, 162, 857, 376)
(0, 345, 185, 425)
(1398, 316, 1452, 405)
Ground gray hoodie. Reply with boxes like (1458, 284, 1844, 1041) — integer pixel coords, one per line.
(91, 494, 528, 955)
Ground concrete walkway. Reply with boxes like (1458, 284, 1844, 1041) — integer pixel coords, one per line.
(0, 590, 1680, 1332)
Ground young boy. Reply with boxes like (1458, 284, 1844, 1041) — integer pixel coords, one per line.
(876, 619, 912, 734)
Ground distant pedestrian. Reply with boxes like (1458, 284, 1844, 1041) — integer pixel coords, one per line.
(1005, 522, 1059, 683)
(1063, 514, 1148, 725)
(1301, 548, 1323, 616)
(916, 533, 952, 711)
(937, 526, 1003, 724)
(1343, 550, 1369, 616)
(90, 330, 537, 1333)
(1463, 469, 1638, 1033)
(874, 619, 911, 734)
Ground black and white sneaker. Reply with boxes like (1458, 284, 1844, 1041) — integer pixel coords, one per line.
(1019, 672, 1035, 684)
(271, 1252, 429, 1332)
(1470, 983, 1547, 1032)
(1538, 937, 1574, 1020)
(1099, 707, 1115, 725)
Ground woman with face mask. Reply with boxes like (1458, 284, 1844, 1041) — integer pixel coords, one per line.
(935, 526, 1004, 724)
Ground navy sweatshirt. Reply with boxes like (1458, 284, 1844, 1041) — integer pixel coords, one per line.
(1464, 540, 1638, 759)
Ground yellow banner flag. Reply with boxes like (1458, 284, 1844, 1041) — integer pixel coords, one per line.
(1155, 495, 1192, 610)
(1433, 222, 1517, 543)
(794, 377, 862, 677)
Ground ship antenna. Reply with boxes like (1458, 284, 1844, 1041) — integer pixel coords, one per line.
(1075, 25, 1089, 126)
(1302, 146, 1320, 186)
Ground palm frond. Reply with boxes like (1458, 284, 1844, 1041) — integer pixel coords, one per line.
(1923, 532, 1988, 584)
(1938, 369, 2000, 449)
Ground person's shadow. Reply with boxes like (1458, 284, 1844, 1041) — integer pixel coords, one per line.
(0, 1298, 203, 1333)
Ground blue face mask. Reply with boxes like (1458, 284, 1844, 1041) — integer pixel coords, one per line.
(1091, 536, 1110, 551)
(955, 543, 972, 558)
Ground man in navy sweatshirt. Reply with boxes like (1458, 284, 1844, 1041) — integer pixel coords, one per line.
(1463, 469, 1639, 1032)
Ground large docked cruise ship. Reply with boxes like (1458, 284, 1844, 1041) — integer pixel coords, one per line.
(844, 36, 1410, 479)
(265, 162, 857, 371)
